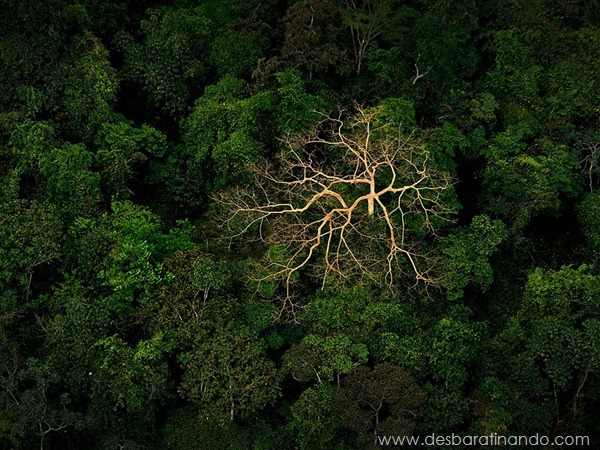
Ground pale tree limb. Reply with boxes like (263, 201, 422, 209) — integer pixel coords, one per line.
(341, 0, 391, 75)
(217, 105, 454, 315)
(580, 139, 599, 192)
(412, 55, 433, 85)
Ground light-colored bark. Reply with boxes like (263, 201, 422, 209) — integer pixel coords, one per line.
(219, 105, 453, 312)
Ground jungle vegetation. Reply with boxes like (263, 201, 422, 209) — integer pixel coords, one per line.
(0, 0, 599, 448)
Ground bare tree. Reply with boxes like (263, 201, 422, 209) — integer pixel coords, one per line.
(219, 105, 454, 309)
(580, 138, 599, 192)
(340, 0, 392, 75)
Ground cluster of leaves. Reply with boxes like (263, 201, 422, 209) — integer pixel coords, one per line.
(1, 0, 599, 448)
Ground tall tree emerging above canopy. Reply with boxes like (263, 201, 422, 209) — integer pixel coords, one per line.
(340, 0, 397, 75)
(278, 0, 351, 78)
(219, 101, 454, 305)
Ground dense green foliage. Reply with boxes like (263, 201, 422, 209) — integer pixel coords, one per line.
(1, 0, 599, 448)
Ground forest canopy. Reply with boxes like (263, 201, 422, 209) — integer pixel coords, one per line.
(0, 0, 599, 448)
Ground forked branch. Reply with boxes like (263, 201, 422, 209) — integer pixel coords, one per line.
(218, 105, 454, 306)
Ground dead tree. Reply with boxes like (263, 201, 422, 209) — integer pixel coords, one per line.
(580, 138, 599, 192)
(218, 105, 454, 309)
(340, 0, 392, 75)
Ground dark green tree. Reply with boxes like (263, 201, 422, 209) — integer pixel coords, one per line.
(334, 363, 426, 447)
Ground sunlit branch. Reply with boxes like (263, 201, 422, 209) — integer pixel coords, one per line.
(217, 105, 454, 308)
